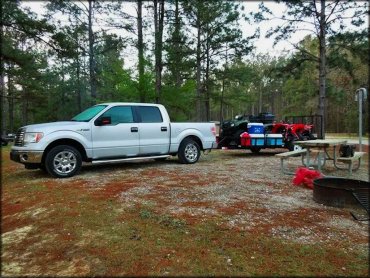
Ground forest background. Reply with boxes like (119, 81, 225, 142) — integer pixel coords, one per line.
(1, 0, 368, 137)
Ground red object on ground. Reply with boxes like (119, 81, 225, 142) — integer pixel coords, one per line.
(240, 132, 251, 146)
(293, 167, 323, 190)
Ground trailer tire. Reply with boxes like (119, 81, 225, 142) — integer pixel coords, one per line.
(178, 138, 200, 164)
(250, 147, 261, 153)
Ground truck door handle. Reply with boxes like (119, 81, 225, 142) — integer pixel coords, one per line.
(161, 127, 168, 132)
(131, 127, 138, 132)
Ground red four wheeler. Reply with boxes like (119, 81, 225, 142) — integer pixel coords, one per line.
(266, 122, 315, 151)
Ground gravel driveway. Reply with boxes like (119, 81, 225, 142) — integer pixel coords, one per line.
(77, 148, 369, 248)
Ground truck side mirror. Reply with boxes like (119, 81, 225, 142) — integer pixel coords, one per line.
(95, 116, 111, 126)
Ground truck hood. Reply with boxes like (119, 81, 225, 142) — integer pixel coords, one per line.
(23, 121, 90, 134)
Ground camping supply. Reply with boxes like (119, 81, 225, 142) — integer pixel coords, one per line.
(250, 134, 265, 146)
(266, 134, 283, 146)
(293, 167, 322, 189)
(339, 144, 356, 157)
(240, 132, 251, 147)
(247, 123, 264, 134)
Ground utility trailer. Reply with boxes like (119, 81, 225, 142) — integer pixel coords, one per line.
(218, 112, 316, 152)
(218, 122, 284, 153)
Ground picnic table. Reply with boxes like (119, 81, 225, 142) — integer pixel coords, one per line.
(294, 139, 347, 172)
(294, 139, 366, 177)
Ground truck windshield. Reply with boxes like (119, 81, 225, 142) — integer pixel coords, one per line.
(71, 105, 107, 122)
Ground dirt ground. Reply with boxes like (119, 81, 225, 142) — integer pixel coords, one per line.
(1, 146, 369, 276)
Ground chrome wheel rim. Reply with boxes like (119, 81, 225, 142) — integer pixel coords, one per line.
(53, 151, 77, 175)
(184, 143, 198, 162)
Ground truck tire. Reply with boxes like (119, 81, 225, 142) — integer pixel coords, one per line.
(178, 138, 200, 164)
(45, 145, 82, 178)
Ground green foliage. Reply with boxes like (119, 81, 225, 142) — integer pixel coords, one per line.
(1, 1, 367, 135)
(162, 79, 197, 121)
(181, 0, 254, 120)
(95, 34, 134, 103)
(255, 0, 368, 136)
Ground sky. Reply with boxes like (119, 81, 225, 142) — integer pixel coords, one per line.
(22, 1, 293, 53)
(21, 1, 367, 69)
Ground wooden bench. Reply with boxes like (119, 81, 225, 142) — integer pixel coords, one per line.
(335, 152, 366, 176)
(275, 149, 308, 175)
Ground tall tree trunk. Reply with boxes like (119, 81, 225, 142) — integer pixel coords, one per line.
(220, 45, 228, 125)
(74, 31, 82, 112)
(137, 0, 145, 102)
(0, 62, 6, 136)
(22, 92, 28, 126)
(258, 83, 262, 114)
(7, 64, 14, 133)
(61, 59, 66, 120)
(154, 0, 164, 103)
(76, 56, 82, 112)
(220, 78, 225, 125)
(195, 8, 202, 121)
(88, 0, 97, 104)
(270, 91, 274, 115)
(20, 39, 28, 126)
(205, 33, 210, 121)
(318, 0, 326, 138)
(174, 0, 181, 88)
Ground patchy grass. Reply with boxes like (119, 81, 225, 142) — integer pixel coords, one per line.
(1, 146, 369, 276)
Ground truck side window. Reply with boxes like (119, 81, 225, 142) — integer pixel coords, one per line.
(101, 106, 134, 125)
(137, 106, 163, 123)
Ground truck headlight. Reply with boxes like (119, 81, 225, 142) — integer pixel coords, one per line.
(24, 132, 44, 144)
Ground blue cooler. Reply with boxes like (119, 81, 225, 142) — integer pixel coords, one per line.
(266, 134, 283, 146)
(247, 123, 264, 134)
(250, 134, 265, 146)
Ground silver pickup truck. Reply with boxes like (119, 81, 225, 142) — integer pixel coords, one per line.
(10, 103, 217, 178)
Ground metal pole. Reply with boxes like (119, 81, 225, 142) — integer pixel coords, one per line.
(356, 88, 367, 152)
(359, 89, 362, 151)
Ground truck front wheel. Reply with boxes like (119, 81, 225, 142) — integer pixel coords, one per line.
(45, 145, 82, 178)
(178, 138, 200, 164)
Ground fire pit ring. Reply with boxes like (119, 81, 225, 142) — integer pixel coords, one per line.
(313, 177, 370, 208)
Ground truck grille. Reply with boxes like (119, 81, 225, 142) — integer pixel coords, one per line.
(14, 128, 26, 146)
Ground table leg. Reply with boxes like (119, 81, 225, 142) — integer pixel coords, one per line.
(302, 147, 311, 167)
(333, 146, 342, 170)
(324, 147, 333, 160)
(317, 151, 326, 171)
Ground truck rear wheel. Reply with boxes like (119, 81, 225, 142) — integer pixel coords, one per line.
(45, 145, 82, 178)
(178, 138, 200, 164)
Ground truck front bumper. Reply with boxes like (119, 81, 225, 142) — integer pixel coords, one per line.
(10, 150, 43, 164)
